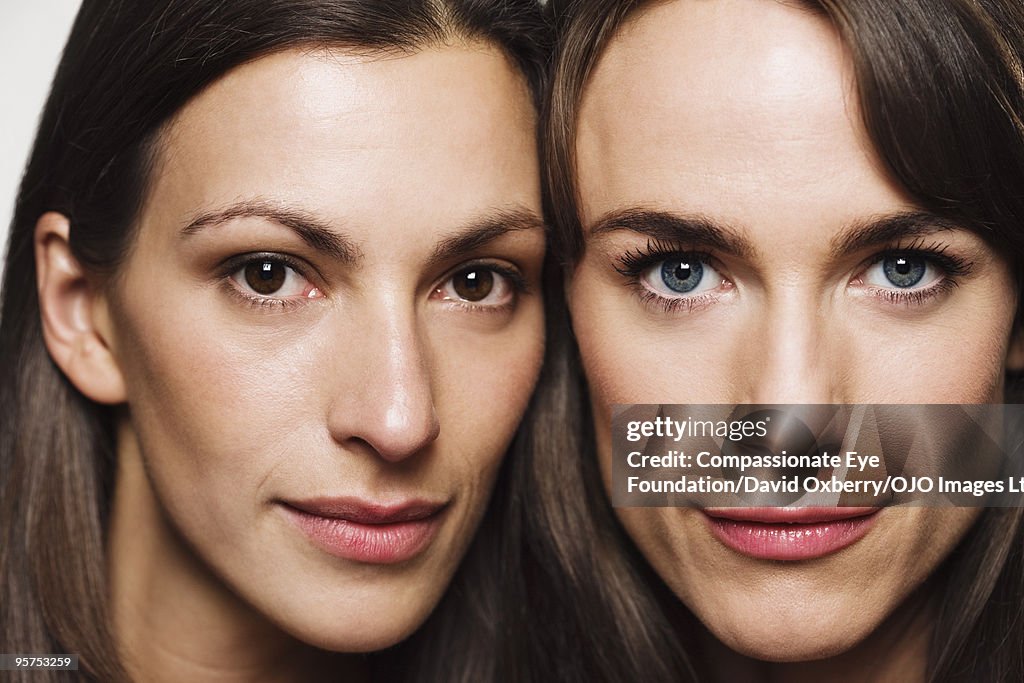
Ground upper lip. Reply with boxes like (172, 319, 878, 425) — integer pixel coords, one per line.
(282, 497, 448, 524)
(703, 507, 879, 524)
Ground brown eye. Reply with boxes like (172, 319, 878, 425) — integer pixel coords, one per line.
(432, 263, 518, 310)
(244, 260, 287, 295)
(451, 268, 494, 302)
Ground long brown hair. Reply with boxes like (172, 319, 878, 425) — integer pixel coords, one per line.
(525, 0, 1024, 681)
(0, 2, 549, 681)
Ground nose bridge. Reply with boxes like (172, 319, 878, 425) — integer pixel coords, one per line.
(327, 297, 440, 462)
(745, 289, 836, 405)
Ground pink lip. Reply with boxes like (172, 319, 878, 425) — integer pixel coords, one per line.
(703, 507, 879, 561)
(280, 497, 448, 564)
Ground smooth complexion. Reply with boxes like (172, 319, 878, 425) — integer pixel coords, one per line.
(36, 45, 544, 682)
(569, 1, 1018, 680)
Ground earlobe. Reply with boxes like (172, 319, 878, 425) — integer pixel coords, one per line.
(35, 211, 127, 404)
(1008, 318, 1024, 372)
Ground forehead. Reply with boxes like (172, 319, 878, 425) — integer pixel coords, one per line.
(144, 44, 539, 246)
(576, 0, 912, 237)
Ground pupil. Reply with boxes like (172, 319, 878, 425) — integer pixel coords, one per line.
(453, 269, 494, 302)
(895, 258, 911, 275)
(245, 261, 286, 294)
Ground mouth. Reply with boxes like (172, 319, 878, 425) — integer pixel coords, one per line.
(279, 497, 449, 564)
(702, 507, 880, 561)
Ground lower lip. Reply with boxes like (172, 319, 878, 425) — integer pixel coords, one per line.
(282, 506, 443, 564)
(704, 510, 879, 561)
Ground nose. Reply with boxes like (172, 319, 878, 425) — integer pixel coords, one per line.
(326, 305, 440, 462)
(742, 295, 839, 405)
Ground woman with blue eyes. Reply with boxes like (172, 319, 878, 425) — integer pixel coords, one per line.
(519, 0, 1024, 680)
(0, 1, 549, 681)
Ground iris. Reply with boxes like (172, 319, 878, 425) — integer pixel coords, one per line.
(882, 254, 926, 288)
(452, 268, 494, 301)
(245, 260, 286, 294)
(660, 258, 704, 293)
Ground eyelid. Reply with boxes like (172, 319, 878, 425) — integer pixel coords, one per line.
(854, 239, 974, 280)
(219, 251, 319, 281)
(614, 238, 706, 276)
(434, 259, 530, 295)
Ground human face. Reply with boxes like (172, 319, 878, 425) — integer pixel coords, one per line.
(569, 0, 1018, 662)
(104, 46, 544, 651)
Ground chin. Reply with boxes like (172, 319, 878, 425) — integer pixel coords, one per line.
(720, 629, 863, 663)
(275, 599, 435, 653)
(704, 597, 877, 663)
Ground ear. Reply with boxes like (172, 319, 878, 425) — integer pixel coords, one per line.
(35, 212, 127, 404)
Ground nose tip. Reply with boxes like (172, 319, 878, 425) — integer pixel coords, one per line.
(367, 396, 441, 463)
(749, 363, 833, 405)
(326, 315, 441, 463)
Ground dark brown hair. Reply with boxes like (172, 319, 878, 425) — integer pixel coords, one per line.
(0, 2, 549, 681)
(523, 0, 1024, 681)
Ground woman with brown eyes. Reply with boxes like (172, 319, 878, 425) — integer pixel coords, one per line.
(0, 1, 551, 681)
(515, 0, 1024, 681)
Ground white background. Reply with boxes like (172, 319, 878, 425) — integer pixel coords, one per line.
(0, 2, 81, 281)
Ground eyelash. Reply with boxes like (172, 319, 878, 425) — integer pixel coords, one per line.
(856, 239, 973, 305)
(614, 238, 725, 313)
(613, 238, 975, 312)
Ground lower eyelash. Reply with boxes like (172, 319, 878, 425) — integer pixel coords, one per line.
(636, 289, 721, 313)
(221, 279, 306, 312)
(869, 278, 960, 306)
(442, 299, 518, 315)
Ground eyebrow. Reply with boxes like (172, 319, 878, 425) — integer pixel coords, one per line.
(587, 208, 971, 259)
(429, 208, 545, 266)
(181, 200, 360, 264)
(587, 209, 755, 258)
(829, 211, 968, 256)
(181, 200, 544, 265)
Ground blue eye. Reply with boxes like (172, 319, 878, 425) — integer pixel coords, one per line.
(882, 254, 926, 288)
(864, 252, 938, 290)
(640, 254, 721, 298)
(660, 258, 704, 293)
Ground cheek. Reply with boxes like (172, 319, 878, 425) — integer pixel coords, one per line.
(430, 303, 546, 469)
(569, 271, 735, 439)
(839, 292, 1015, 403)
(110, 284, 325, 533)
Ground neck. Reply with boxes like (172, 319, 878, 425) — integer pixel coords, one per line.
(697, 591, 932, 683)
(107, 421, 369, 683)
